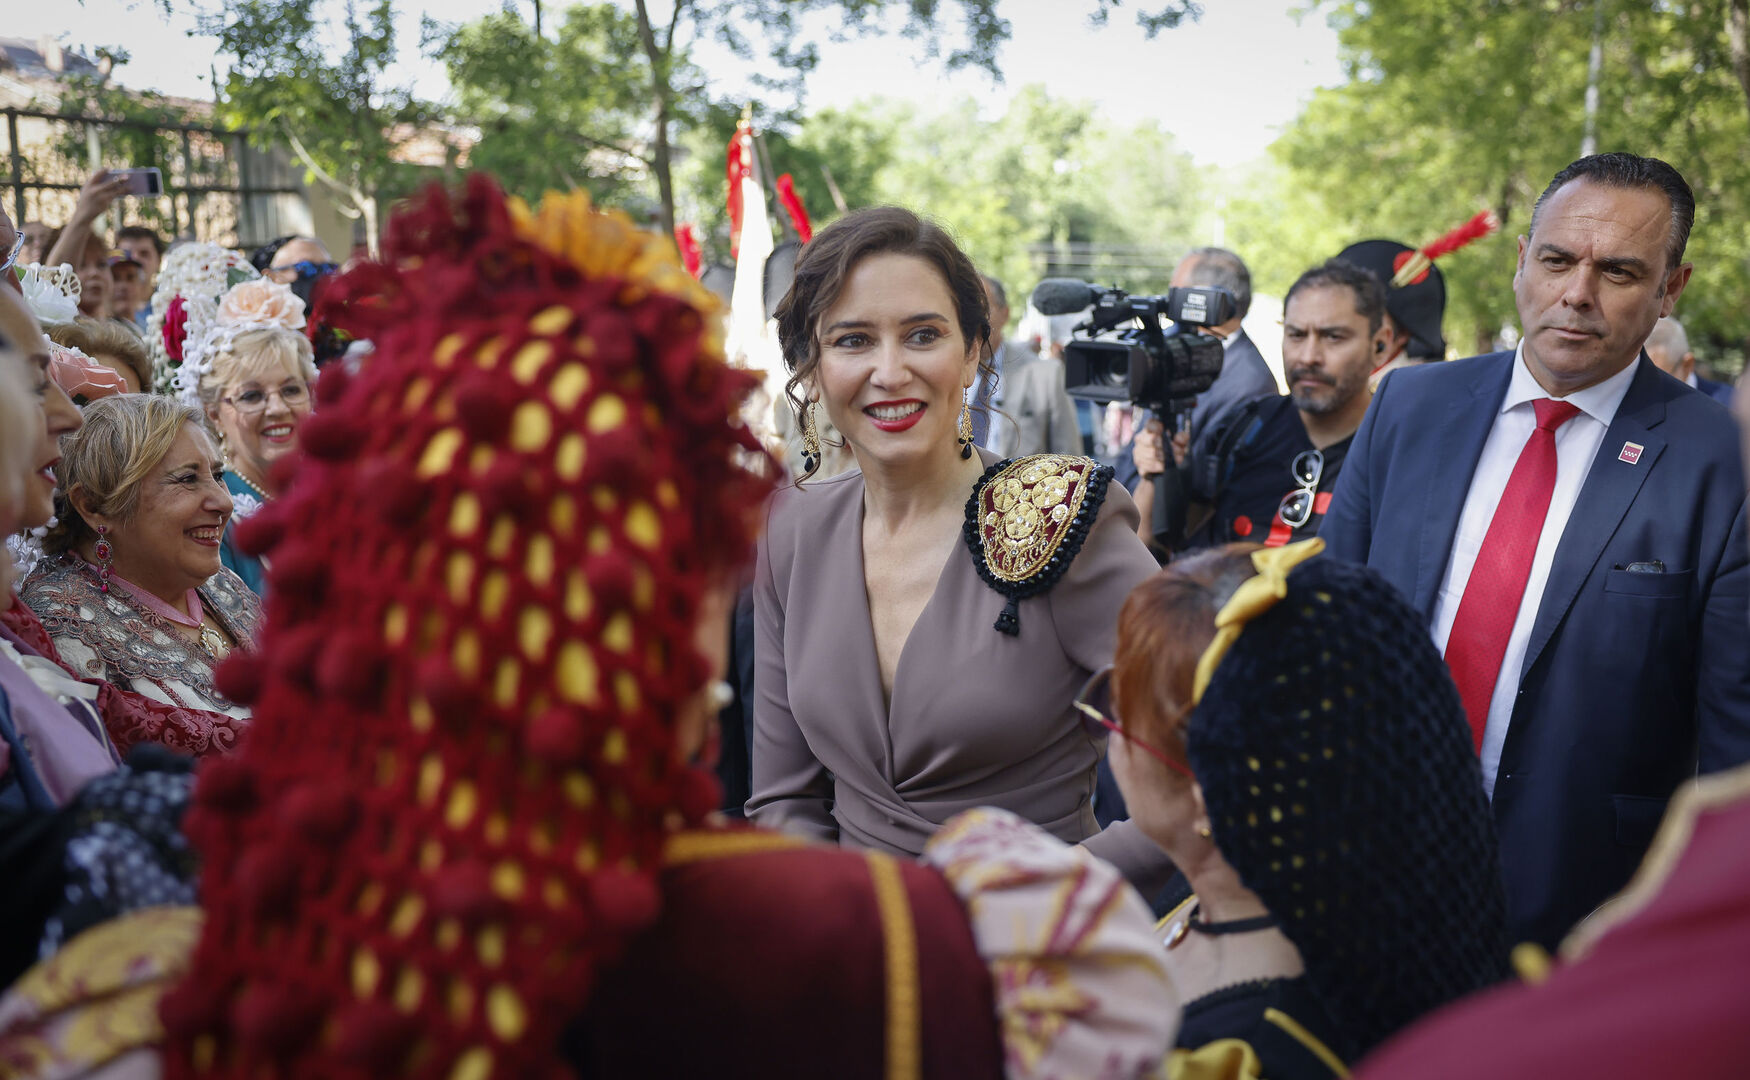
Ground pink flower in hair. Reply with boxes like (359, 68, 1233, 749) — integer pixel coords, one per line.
(217, 279, 306, 331)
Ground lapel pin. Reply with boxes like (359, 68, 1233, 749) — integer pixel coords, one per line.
(1619, 442, 1644, 465)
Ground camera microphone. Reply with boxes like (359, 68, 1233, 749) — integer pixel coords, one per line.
(1030, 278, 1101, 316)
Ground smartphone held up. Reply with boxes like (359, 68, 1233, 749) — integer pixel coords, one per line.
(114, 167, 162, 197)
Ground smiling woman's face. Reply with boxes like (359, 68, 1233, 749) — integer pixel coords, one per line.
(0, 289, 81, 530)
(211, 347, 312, 482)
(813, 252, 979, 473)
(101, 423, 234, 596)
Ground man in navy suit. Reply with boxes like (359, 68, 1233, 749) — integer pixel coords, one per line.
(1643, 315, 1735, 404)
(1322, 153, 1750, 949)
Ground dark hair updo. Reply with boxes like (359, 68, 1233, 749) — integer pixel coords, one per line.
(773, 206, 994, 480)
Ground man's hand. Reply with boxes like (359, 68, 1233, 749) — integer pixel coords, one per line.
(69, 169, 131, 227)
(1133, 420, 1168, 479)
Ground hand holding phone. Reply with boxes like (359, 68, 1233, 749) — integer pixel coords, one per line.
(114, 167, 163, 197)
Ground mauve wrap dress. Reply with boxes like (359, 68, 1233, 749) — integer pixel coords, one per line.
(748, 449, 1177, 893)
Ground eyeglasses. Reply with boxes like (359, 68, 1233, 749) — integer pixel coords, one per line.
(1073, 666, 1194, 779)
(282, 260, 337, 279)
(223, 383, 311, 416)
(0, 230, 24, 275)
(1277, 449, 1324, 529)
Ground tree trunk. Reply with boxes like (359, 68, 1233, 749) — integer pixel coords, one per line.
(632, 0, 676, 237)
(1729, 0, 1750, 121)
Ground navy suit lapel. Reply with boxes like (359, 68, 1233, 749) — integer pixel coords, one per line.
(1412, 355, 1512, 617)
(1519, 361, 1668, 680)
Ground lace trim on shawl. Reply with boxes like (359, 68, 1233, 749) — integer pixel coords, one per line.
(20, 555, 263, 716)
(3, 593, 248, 759)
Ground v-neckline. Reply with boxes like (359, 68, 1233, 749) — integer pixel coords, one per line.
(852, 490, 965, 724)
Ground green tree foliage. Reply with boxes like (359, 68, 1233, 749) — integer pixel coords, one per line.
(613, 0, 1202, 237)
(863, 87, 1207, 299)
(1211, 156, 1349, 303)
(1277, 0, 1750, 368)
(434, 5, 670, 209)
(666, 87, 1208, 311)
(196, 0, 432, 253)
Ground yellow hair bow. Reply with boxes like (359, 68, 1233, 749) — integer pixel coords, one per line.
(1191, 538, 1326, 705)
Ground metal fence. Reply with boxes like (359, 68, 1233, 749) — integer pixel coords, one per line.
(2, 106, 310, 249)
(1026, 240, 1185, 294)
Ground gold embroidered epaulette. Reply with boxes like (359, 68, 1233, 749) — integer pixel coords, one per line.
(962, 454, 1114, 635)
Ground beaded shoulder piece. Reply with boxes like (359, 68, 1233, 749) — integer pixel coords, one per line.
(962, 454, 1113, 636)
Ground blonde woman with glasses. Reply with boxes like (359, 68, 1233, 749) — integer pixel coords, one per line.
(191, 283, 317, 595)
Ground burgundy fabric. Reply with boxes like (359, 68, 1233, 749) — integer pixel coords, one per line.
(1, 598, 244, 758)
(575, 840, 1004, 1080)
(1443, 399, 1581, 747)
(1356, 792, 1750, 1079)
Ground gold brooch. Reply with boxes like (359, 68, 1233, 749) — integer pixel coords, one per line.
(962, 454, 1112, 635)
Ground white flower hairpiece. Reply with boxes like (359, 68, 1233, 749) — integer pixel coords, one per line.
(171, 278, 308, 412)
(16, 263, 81, 325)
(146, 243, 260, 399)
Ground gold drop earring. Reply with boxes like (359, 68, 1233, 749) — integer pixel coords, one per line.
(801, 401, 821, 473)
(957, 396, 974, 459)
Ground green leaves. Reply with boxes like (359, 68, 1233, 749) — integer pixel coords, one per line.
(436, 5, 657, 206)
(1278, 0, 1750, 370)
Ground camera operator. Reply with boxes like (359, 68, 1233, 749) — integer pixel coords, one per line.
(1113, 248, 1274, 489)
(1139, 259, 1389, 553)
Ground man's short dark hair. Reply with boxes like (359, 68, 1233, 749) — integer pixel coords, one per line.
(981, 274, 1008, 310)
(1285, 259, 1388, 334)
(1530, 153, 1694, 272)
(1182, 247, 1252, 319)
(115, 225, 166, 256)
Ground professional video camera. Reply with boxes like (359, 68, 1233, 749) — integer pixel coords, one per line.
(1029, 278, 1239, 551)
(1030, 279, 1236, 417)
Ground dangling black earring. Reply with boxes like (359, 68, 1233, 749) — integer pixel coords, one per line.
(957, 398, 974, 459)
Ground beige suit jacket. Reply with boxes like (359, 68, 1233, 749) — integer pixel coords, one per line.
(989, 342, 1082, 459)
(749, 448, 1176, 893)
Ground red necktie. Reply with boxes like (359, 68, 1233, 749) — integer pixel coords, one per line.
(1445, 398, 1583, 749)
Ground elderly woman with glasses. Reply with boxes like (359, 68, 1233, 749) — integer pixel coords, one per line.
(1080, 537, 1513, 1078)
(197, 318, 316, 594)
(143, 272, 317, 594)
(20, 394, 262, 730)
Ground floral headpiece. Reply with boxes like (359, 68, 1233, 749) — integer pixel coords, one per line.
(146, 243, 259, 399)
(15, 263, 82, 325)
(170, 278, 307, 411)
(11, 263, 127, 404)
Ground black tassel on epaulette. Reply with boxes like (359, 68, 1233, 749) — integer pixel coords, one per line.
(994, 597, 1021, 636)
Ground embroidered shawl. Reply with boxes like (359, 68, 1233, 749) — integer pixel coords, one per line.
(20, 556, 263, 732)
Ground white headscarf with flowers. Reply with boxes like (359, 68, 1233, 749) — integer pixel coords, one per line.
(173, 277, 307, 412)
(11, 262, 128, 402)
(146, 242, 260, 399)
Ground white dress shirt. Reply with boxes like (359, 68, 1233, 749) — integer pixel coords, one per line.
(1430, 346, 1641, 796)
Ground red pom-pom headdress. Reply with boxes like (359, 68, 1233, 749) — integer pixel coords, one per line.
(163, 176, 775, 1080)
